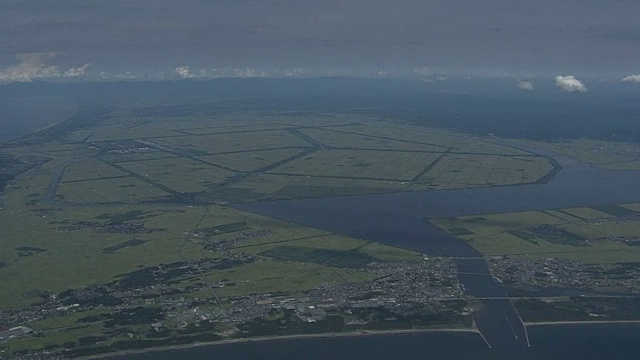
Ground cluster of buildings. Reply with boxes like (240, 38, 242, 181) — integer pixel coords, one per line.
(0, 249, 466, 358)
(489, 256, 640, 293)
(166, 258, 464, 327)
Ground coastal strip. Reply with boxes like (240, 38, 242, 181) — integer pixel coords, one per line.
(81, 327, 479, 360)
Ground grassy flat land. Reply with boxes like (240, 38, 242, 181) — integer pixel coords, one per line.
(0, 104, 584, 357)
(197, 148, 306, 172)
(331, 123, 531, 155)
(429, 204, 640, 263)
(0, 106, 561, 309)
(55, 176, 174, 203)
(114, 157, 237, 193)
(297, 127, 449, 152)
(61, 158, 129, 183)
(150, 129, 312, 155)
(511, 138, 640, 170)
(416, 154, 552, 189)
(5, 108, 558, 206)
(271, 149, 442, 181)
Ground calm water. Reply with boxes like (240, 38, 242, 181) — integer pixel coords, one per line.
(233, 147, 640, 355)
(0, 97, 75, 141)
(235, 153, 640, 257)
(111, 324, 640, 360)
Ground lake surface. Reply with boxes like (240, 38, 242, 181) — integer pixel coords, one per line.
(234, 145, 640, 353)
(235, 151, 640, 257)
(112, 323, 640, 360)
(5, 83, 640, 358)
(0, 97, 75, 142)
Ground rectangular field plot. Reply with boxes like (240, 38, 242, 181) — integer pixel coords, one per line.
(198, 148, 306, 172)
(102, 149, 178, 163)
(430, 207, 640, 263)
(150, 130, 311, 155)
(335, 124, 530, 155)
(559, 207, 616, 220)
(297, 128, 448, 152)
(231, 173, 409, 196)
(116, 158, 237, 193)
(269, 149, 442, 181)
(61, 159, 128, 183)
(178, 123, 293, 135)
(54, 176, 172, 203)
(418, 154, 552, 188)
(430, 211, 565, 240)
(259, 246, 377, 268)
(88, 122, 189, 142)
(512, 138, 640, 170)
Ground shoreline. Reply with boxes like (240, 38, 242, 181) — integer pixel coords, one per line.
(81, 327, 478, 360)
(0, 107, 78, 145)
(81, 320, 640, 359)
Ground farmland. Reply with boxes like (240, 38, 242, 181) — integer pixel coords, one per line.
(428, 204, 640, 263)
(9, 108, 559, 206)
(0, 101, 615, 358)
(0, 103, 571, 310)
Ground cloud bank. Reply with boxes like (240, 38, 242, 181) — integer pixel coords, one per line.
(555, 75, 588, 93)
(622, 75, 640, 83)
(0, 53, 91, 84)
(175, 66, 198, 79)
(517, 80, 534, 91)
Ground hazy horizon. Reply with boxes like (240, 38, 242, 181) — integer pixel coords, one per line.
(1, 0, 640, 84)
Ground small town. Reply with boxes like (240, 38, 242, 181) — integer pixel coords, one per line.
(0, 254, 467, 358)
(489, 256, 640, 293)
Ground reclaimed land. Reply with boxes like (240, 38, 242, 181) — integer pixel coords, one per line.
(1, 99, 631, 358)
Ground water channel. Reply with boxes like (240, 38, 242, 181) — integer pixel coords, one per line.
(234, 145, 640, 353)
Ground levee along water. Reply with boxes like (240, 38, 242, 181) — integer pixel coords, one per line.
(233, 149, 640, 352)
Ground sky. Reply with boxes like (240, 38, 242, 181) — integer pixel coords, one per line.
(0, 0, 639, 84)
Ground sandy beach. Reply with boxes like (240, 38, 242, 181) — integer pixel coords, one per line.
(80, 327, 478, 360)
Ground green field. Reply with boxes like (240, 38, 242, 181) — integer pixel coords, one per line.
(297, 127, 449, 152)
(61, 158, 128, 183)
(197, 148, 306, 172)
(55, 176, 174, 203)
(511, 138, 640, 170)
(0, 104, 603, 357)
(429, 204, 640, 263)
(16, 109, 560, 206)
(271, 149, 442, 181)
(0, 107, 568, 305)
(114, 157, 237, 193)
(416, 154, 552, 189)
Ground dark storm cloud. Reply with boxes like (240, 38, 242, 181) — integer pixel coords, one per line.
(0, 0, 639, 78)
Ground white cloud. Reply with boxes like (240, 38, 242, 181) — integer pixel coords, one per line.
(413, 67, 430, 76)
(555, 75, 588, 93)
(175, 65, 197, 79)
(284, 68, 304, 77)
(0, 53, 91, 84)
(435, 76, 447, 81)
(234, 67, 267, 78)
(113, 72, 138, 80)
(622, 75, 640, 83)
(517, 80, 534, 91)
(63, 63, 91, 77)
